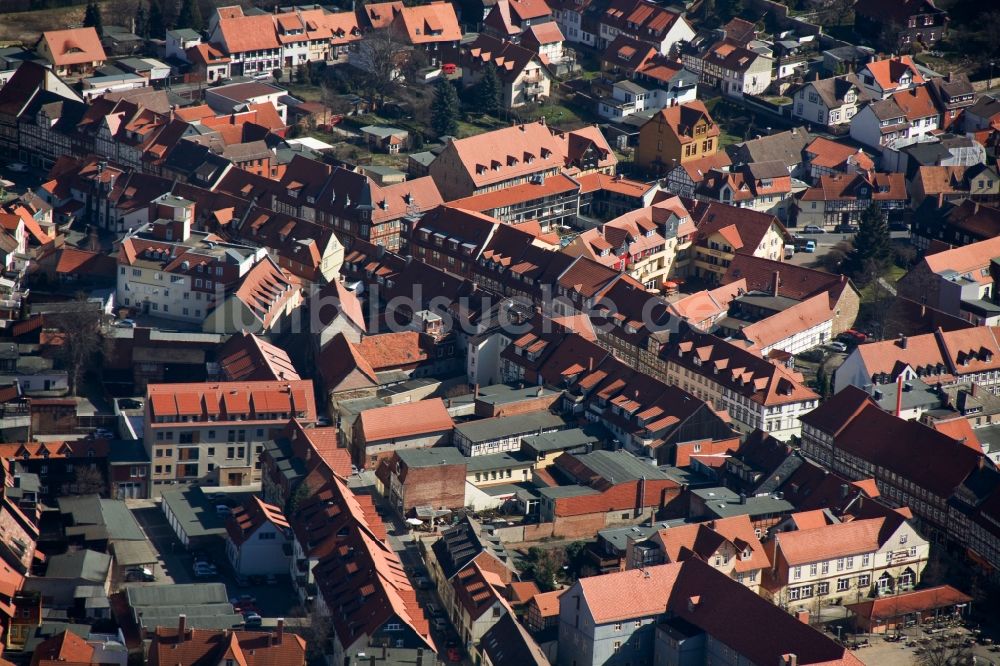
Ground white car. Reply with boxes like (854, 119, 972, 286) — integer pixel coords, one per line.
(827, 341, 848, 353)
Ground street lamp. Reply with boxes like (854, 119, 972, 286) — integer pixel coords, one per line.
(991, 62, 996, 91)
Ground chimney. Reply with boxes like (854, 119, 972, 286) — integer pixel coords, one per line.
(177, 614, 187, 641)
(275, 618, 284, 645)
(781, 654, 798, 666)
(972, 383, 981, 398)
(771, 271, 780, 297)
(840, 483, 849, 499)
(588, 357, 594, 373)
(474, 383, 479, 399)
(795, 610, 810, 625)
(896, 374, 904, 417)
(898, 335, 908, 349)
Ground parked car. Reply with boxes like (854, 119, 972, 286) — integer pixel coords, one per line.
(446, 642, 462, 663)
(414, 576, 432, 590)
(7, 163, 27, 173)
(216, 505, 232, 517)
(243, 612, 263, 628)
(889, 220, 909, 232)
(115, 319, 136, 328)
(803, 240, 817, 253)
(801, 225, 826, 234)
(433, 617, 448, 631)
(125, 567, 155, 582)
(118, 398, 142, 410)
(316, 416, 332, 427)
(835, 223, 859, 234)
(193, 563, 217, 578)
(827, 341, 848, 353)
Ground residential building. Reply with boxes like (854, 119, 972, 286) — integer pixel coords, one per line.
(695, 161, 795, 221)
(143, 380, 317, 493)
(352, 398, 454, 469)
(557, 559, 863, 666)
(835, 325, 1000, 394)
(665, 152, 732, 197)
(762, 513, 930, 612)
(453, 411, 569, 456)
(927, 72, 975, 131)
(597, 0, 694, 54)
(520, 22, 568, 67)
(376, 447, 468, 514)
(449, 173, 581, 231)
(799, 387, 999, 575)
(204, 81, 289, 123)
(36, 28, 107, 76)
(224, 496, 291, 577)
(700, 41, 773, 98)
(562, 198, 686, 290)
(854, 0, 948, 50)
(148, 620, 306, 666)
(461, 35, 555, 108)
(795, 172, 907, 229)
(483, 0, 554, 38)
(910, 164, 1000, 207)
(596, 68, 698, 122)
(726, 128, 811, 180)
(635, 101, 719, 174)
(428, 122, 615, 200)
(912, 199, 1000, 252)
(479, 614, 549, 666)
(208, 5, 361, 76)
(896, 237, 1000, 324)
(389, 2, 463, 65)
(451, 563, 512, 650)
(664, 329, 819, 440)
(259, 420, 348, 507)
(855, 56, 925, 100)
(790, 74, 865, 128)
(548, 0, 600, 48)
(802, 137, 875, 182)
(688, 202, 789, 283)
(850, 86, 938, 151)
(116, 196, 267, 325)
(626, 515, 769, 593)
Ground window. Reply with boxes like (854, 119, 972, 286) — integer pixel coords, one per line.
(614, 623, 622, 631)
(793, 566, 802, 580)
(821, 561, 829, 574)
(809, 563, 817, 576)
(858, 574, 871, 587)
(862, 553, 870, 567)
(836, 558, 844, 571)
(613, 642, 622, 653)
(259, 532, 276, 540)
(836, 578, 849, 592)
(899, 534, 908, 544)
(817, 582, 829, 595)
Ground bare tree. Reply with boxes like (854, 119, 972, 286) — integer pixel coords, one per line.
(68, 465, 107, 496)
(305, 606, 332, 661)
(46, 295, 109, 396)
(354, 29, 408, 109)
(917, 641, 973, 666)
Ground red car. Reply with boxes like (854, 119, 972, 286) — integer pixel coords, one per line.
(442, 63, 457, 75)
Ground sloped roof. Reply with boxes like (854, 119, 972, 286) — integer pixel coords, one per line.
(40, 27, 106, 66)
(359, 398, 453, 442)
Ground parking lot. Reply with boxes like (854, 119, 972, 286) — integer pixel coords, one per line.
(125, 498, 302, 623)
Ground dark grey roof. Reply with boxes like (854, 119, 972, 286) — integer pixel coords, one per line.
(160, 487, 227, 538)
(474, 384, 562, 407)
(522, 427, 601, 454)
(126, 583, 236, 631)
(107, 440, 149, 464)
(728, 127, 810, 165)
(537, 485, 598, 499)
(45, 550, 111, 582)
(692, 487, 795, 518)
(57, 495, 147, 541)
(454, 411, 570, 444)
(431, 517, 513, 580)
(479, 614, 548, 666)
(397, 446, 467, 468)
(746, 160, 789, 180)
(465, 451, 534, 472)
(567, 450, 673, 483)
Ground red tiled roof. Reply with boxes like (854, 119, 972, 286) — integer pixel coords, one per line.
(148, 627, 306, 666)
(30, 631, 93, 666)
(226, 496, 289, 547)
(146, 380, 316, 424)
(40, 27, 106, 66)
(392, 2, 461, 44)
(359, 398, 453, 443)
(218, 332, 301, 382)
(861, 56, 924, 92)
(804, 137, 874, 171)
(845, 585, 972, 621)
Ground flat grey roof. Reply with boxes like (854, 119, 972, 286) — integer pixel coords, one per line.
(111, 540, 158, 566)
(46, 550, 110, 582)
(160, 487, 227, 539)
(474, 384, 561, 407)
(537, 485, 599, 499)
(570, 450, 673, 483)
(522, 427, 600, 453)
(692, 487, 795, 517)
(397, 446, 467, 468)
(465, 451, 534, 472)
(454, 411, 569, 444)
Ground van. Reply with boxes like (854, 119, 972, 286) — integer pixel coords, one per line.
(784, 244, 795, 259)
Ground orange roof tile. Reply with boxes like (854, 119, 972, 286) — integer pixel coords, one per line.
(359, 398, 454, 443)
(40, 27, 106, 66)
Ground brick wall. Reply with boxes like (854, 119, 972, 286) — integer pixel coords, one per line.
(552, 512, 606, 539)
(400, 463, 467, 513)
(831, 287, 861, 336)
